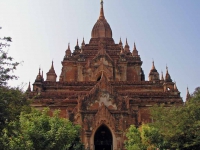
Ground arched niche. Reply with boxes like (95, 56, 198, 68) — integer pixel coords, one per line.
(94, 125, 113, 150)
(97, 76, 101, 81)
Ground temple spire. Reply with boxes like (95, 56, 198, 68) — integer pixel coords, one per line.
(35, 67, 43, 82)
(68, 43, 70, 50)
(165, 65, 172, 82)
(50, 61, 54, 71)
(82, 37, 85, 46)
(46, 61, 57, 82)
(65, 43, 71, 57)
(149, 60, 159, 81)
(124, 38, 130, 53)
(119, 37, 122, 46)
(134, 42, 137, 50)
(26, 81, 31, 92)
(152, 61, 155, 70)
(166, 65, 169, 74)
(120, 37, 122, 43)
(76, 38, 79, 46)
(99, 0, 105, 19)
(125, 38, 128, 46)
(132, 42, 138, 56)
(186, 87, 190, 101)
(39, 68, 41, 75)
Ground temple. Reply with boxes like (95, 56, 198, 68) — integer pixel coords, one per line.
(27, 1, 183, 150)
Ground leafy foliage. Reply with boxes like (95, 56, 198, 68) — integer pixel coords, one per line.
(126, 87, 200, 150)
(150, 88, 200, 150)
(125, 125, 145, 150)
(0, 28, 19, 86)
(1, 108, 84, 150)
(0, 86, 30, 131)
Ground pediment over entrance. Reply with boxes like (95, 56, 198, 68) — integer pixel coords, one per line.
(92, 103, 116, 131)
(78, 72, 130, 112)
(88, 90, 117, 110)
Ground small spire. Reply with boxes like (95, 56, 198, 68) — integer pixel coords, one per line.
(39, 68, 41, 75)
(76, 38, 79, 46)
(149, 60, 159, 81)
(68, 43, 70, 50)
(166, 65, 168, 74)
(132, 42, 138, 56)
(65, 43, 71, 57)
(134, 42, 137, 50)
(35, 67, 43, 82)
(165, 65, 172, 82)
(99, 0, 105, 19)
(82, 37, 85, 46)
(124, 38, 130, 53)
(125, 38, 128, 46)
(26, 81, 31, 92)
(51, 61, 54, 70)
(186, 87, 190, 101)
(47, 61, 56, 74)
(152, 61, 155, 70)
(46, 61, 57, 82)
(119, 37, 122, 44)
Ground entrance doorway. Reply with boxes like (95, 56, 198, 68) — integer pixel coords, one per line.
(94, 125, 112, 150)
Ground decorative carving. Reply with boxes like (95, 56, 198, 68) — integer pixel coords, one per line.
(92, 103, 116, 131)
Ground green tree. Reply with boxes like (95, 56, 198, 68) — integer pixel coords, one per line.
(1, 108, 84, 150)
(140, 124, 165, 150)
(0, 28, 28, 130)
(125, 124, 168, 150)
(125, 124, 160, 150)
(0, 28, 19, 86)
(0, 86, 30, 130)
(125, 125, 146, 150)
(125, 88, 200, 150)
(149, 87, 200, 150)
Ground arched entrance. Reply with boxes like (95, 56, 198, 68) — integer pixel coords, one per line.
(94, 125, 113, 150)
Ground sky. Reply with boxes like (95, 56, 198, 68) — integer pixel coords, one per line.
(0, 0, 200, 101)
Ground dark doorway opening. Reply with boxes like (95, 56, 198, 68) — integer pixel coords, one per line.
(94, 125, 112, 150)
(97, 76, 101, 81)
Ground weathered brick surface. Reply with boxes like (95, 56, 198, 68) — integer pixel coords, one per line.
(29, 2, 183, 150)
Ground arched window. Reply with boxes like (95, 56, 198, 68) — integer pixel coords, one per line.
(97, 76, 101, 81)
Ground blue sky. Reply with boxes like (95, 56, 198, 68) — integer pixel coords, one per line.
(0, 0, 200, 101)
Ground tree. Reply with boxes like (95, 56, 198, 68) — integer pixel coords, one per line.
(125, 125, 146, 150)
(125, 88, 200, 150)
(0, 86, 30, 131)
(1, 108, 84, 150)
(0, 29, 19, 86)
(125, 124, 160, 150)
(0, 28, 27, 130)
(149, 87, 200, 150)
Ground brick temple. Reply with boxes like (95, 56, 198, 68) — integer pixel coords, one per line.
(27, 1, 183, 150)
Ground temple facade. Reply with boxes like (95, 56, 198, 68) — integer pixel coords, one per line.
(27, 1, 183, 150)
